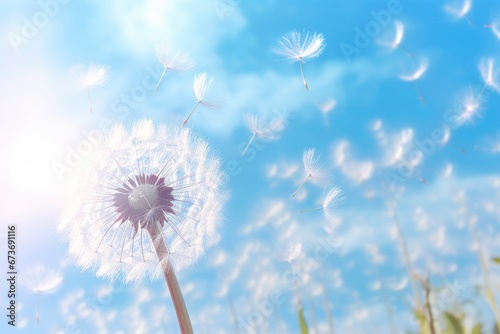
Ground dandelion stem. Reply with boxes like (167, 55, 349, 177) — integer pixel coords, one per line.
(299, 59, 309, 91)
(292, 174, 311, 198)
(155, 67, 168, 94)
(242, 133, 256, 156)
(36, 291, 40, 324)
(85, 86, 93, 114)
(392, 207, 422, 311)
(413, 82, 425, 104)
(183, 101, 201, 126)
(147, 222, 193, 334)
(322, 291, 335, 334)
(399, 46, 414, 58)
(298, 206, 323, 213)
(478, 84, 487, 100)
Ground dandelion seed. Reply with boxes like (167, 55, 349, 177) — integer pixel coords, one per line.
(377, 20, 413, 58)
(316, 99, 336, 127)
(277, 242, 302, 263)
(242, 114, 285, 156)
(299, 187, 343, 223)
(291, 148, 332, 198)
(22, 265, 63, 324)
(485, 22, 500, 40)
(58, 119, 227, 334)
(155, 46, 195, 94)
(71, 63, 110, 114)
(454, 92, 482, 126)
(273, 31, 325, 91)
(479, 57, 500, 95)
(183, 72, 216, 126)
(444, 0, 473, 25)
(398, 57, 429, 104)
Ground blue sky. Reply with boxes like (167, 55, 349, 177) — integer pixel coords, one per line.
(1, 0, 500, 333)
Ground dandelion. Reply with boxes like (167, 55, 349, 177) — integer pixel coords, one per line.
(273, 31, 325, 91)
(291, 148, 332, 198)
(484, 22, 500, 40)
(22, 265, 63, 324)
(299, 187, 343, 223)
(71, 63, 110, 114)
(453, 92, 482, 126)
(479, 57, 500, 95)
(183, 72, 216, 126)
(377, 20, 413, 58)
(398, 57, 429, 104)
(58, 119, 227, 334)
(155, 46, 195, 94)
(316, 99, 336, 127)
(277, 242, 302, 263)
(444, 0, 473, 25)
(241, 114, 285, 156)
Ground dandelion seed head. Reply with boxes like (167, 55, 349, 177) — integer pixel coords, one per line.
(58, 119, 227, 282)
(479, 57, 500, 92)
(454, 92, 482, 126)
(277, 242, 302, 263)
(193, 72, 215, 103)
(318, 99, 336, 114)
(244, 114, 285, 140)
(302, 148, 332, 184)
(398, 58, 429, 81)
(156, 46, 195, 72)
(71, 63, 110, 88)
(378, 20, 405, 50)
(322, 187, 343, 222)
(23, 265, 63, 294)
(444, 0, 472, 19)
(273, 31, 325, 62)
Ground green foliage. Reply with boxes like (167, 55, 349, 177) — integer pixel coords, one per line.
(297, 306, 309, 334)
(413, 309, 430, 334)
(492, 257, 500, 265)
(443, 312, 464, 334)
(471, 324, 484, 334)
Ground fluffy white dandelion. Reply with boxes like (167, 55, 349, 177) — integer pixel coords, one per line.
(377, 20, 413, 58)
(155, 46, 195, 94)
(273, 31, 325, 91)
(479, 57, 500, 94)
(241, 114, 285, 156)
(183, 72, 216, 126)
(317, 99, 336, 127)
(398, 57, 429, 104)
(299, 187, 343, 223)
(58, 119, 227, 334)
(277, 242, 302, 263)
(291, 148, 332, 198)
(444, 0, 473, 24)
(71, 63, 110, 114)
(22, 265, 63, 323)
(453, 92, 482, 126)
